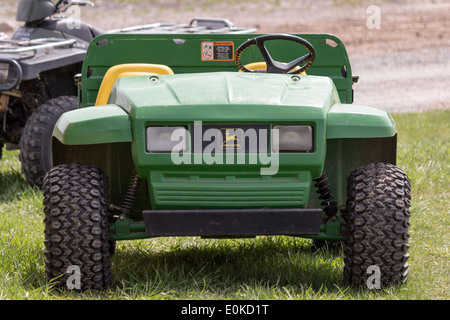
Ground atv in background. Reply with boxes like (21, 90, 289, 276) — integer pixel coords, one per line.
(0, 0, 255, 187)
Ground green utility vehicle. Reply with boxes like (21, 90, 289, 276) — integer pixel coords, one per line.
(43, 32, 411, 291)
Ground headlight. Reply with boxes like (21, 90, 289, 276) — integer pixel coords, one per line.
(272, 125, 313, 152)
(0, 59, 22, 90)
(146, 126, 188, 152)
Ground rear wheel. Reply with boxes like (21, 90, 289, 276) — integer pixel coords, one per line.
(311, 239, 344, 252)
(20, 95, 77, 188)
(43, 163, 111, 291)
(344, 162, 411, 288)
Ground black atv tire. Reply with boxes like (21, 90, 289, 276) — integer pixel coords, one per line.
(20, 95, 78, 188)
(43, 163, 111, 291)
(343, 162, 411, 288)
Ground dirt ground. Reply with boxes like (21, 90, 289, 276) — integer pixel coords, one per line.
(1, 0, 449, 113)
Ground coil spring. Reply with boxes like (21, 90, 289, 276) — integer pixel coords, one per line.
(313, 172, 338, 217)
(120, 169, 141, 219)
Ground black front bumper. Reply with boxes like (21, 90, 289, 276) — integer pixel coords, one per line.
(143, 208, 322, 237)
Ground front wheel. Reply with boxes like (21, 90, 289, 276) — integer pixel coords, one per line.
(20, 95, 78, 188)
(343, 162, 411, 288)
(43, 163, 111, 291)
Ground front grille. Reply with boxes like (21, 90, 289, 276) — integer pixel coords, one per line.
(191, 123, 271, 153)
(150, 172, 311, 209)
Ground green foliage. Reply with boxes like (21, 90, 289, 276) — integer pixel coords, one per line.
(0, 110, 448, 299)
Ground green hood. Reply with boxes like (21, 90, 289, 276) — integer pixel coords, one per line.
(108, 72, 340, 122)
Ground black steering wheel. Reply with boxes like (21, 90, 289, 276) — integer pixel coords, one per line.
(234, 34, 316, 74)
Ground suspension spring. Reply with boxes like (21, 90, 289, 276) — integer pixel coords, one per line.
(313, 172, 338, 218)
(119, 169, 141, 220)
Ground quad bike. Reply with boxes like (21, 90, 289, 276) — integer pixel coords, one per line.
(43, 31, 411, 290)
(0, 0, 255, 187)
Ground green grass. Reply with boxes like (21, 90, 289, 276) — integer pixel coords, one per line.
(0, 110, 448, 300)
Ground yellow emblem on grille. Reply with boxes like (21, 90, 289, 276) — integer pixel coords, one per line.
(220, 128, 243, 149)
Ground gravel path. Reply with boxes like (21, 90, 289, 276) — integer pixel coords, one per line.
(1, 0, 449, 113)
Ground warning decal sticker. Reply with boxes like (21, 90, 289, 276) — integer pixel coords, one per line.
(201, 41, 234, 61)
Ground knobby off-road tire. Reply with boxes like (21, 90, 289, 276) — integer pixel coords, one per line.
(20, 95, 77, 188)
(43, 163, 111, 291)
(344, 162, 411, 288)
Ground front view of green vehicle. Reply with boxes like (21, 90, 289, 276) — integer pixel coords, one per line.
(43, 32, 411, 291)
